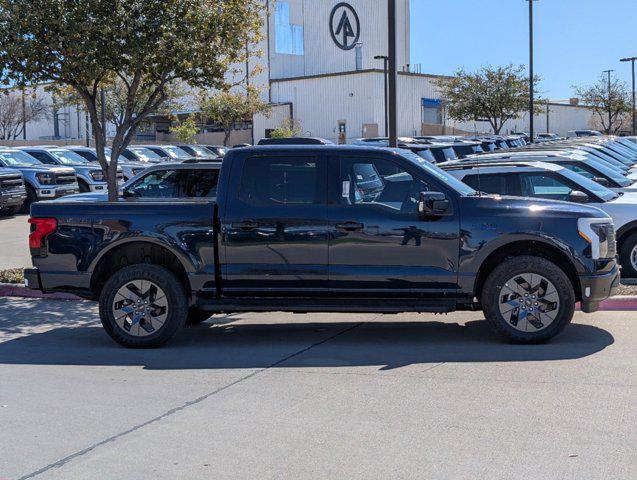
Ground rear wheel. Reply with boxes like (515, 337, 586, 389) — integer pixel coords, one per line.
(619, 232, 637, 278)
(98, 264, 188, 348)
(481, 256, 575, 343)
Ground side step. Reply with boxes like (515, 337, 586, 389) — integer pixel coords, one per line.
(197, 297, 457, 314)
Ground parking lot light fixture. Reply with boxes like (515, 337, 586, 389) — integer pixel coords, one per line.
(526, 0, 538, 143)
(620, 57, 637, 136)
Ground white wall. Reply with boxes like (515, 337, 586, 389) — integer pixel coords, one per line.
(268, 0, 409, 80)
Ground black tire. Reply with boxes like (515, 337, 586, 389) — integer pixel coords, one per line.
(186, 307, 213, 325)
(21, 185, 37, 213)
(98, 264, 188, 348)
(481, 255, 575, 344)
(78, 180, 90, 193)
(619, 232, 637, 278)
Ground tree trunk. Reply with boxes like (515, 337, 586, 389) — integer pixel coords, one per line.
(223, 129, 231, 146)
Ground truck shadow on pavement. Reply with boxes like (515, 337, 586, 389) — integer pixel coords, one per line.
(0, 299, 615, 371)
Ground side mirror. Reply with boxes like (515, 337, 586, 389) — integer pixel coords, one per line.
(418, 191, 450, 216)
(593, 177, 609, 187)
(569, 190, 589, 203)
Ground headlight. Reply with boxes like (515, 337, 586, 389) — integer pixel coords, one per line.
(578, 218, 616, 259)
(90, 170, 105, 181)
(35, 172, 55, 185)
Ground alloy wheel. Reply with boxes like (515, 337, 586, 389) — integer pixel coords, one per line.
(498, 273, 560, 332)
(112, 279, 168, 337)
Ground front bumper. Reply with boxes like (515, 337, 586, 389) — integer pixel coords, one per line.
(37, 186, 79, 198)
(0, 191, 27, 206)
(578, 264, 620, 313)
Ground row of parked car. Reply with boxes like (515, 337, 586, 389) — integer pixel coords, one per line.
(0, 143, 229, 214)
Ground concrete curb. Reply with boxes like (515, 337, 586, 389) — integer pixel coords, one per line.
(1, 282, 637, 310)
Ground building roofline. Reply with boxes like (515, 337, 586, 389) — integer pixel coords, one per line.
(270, 69, 450, 84)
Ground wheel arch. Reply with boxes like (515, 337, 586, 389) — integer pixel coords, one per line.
(90, 239, 192, 299)
(474, 240, 582, 303)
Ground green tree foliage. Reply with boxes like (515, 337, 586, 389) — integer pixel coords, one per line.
(573, 74, 632, 134)
(170, 116, 199, 144)
(269, 118, 302, 138)
(436, 65, 541, 134)
(0, 0, 262, 200)
(198, 87, 270, 146)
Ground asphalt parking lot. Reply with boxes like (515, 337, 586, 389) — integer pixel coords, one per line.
(0, 297, 635, 480)
(0, 213, 30, 270)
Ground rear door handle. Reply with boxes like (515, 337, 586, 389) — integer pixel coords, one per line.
(232, 220, 259, 230)
(335, 221, 364, 231)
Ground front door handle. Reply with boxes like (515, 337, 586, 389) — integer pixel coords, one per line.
(232, 220, 259, 231)
(335, 221, 364, 231)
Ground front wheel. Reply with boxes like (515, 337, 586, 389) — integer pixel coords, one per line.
(99, 264, 188, 348)
(481, 256, 575, 344)
(619, 232, 637, 278)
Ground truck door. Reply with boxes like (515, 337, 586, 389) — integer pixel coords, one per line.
(328, 153, 460, 295)
(222, 153, 329, 295)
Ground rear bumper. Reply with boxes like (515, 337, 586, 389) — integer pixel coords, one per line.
(24, 267, 42, 290)
(578, 264, 620, 313)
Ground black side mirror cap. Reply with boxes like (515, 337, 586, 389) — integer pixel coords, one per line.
(593, 177, 609, 187)
(568, 190, 589, 203)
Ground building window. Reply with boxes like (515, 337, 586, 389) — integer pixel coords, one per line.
(275, 1, 304, 56)
(422, 98, 442, 125)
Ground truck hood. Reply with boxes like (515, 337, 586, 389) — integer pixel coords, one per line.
(10, 165, 76, 175)
(462, 194, 610, 220)
(0, 167, 23, 177)
(591, 191, 637, 229)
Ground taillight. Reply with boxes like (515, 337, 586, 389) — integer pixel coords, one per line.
(28, 217, 57, 249)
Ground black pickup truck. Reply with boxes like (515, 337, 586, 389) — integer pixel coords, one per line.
(25, 146, 619, 347)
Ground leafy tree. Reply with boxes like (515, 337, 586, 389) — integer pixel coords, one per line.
(198, 86, 270, 146)
(269, 118, 302, 138)
(0, 89, 49, 140)
(170, 116, 199, 144)
(573, 74, 632, 134)
(436, 64, 541, 134)
(0, 0, 262, 200)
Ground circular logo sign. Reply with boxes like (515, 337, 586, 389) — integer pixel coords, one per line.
(329, 2, 360, 50)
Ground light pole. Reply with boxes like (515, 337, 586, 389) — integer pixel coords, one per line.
(374, 55, 389, 137)
(602, 69, 615, 134)
(387, 0, 397, 147)
(527, 0, 537, 143)
(620, 57, 637, 135)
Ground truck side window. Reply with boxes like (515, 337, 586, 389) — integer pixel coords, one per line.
(126, 169, 188, 197)
(520, 174, 575, 202)
(27, 151, 54, 164)
(239, 156, 320, 205)
(340, 157, 431, 214)
(185, 169, 219, 198)
(462, 174, 511, 195)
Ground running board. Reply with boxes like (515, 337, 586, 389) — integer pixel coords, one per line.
(196, 298, 457, 314)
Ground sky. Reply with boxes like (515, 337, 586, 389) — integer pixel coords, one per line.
(409, 0, 637, 100)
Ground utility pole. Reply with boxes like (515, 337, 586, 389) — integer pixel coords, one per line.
(387, 0, 397, 147)
(620, 57, 637, 135)
(527, 0, 537, 143)
(602, 69, 615, 134)
(374, 55, 389, 137)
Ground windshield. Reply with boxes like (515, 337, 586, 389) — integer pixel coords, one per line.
(103, 147, 129, 163)
(187, 146, 216, 158)
(162, 146, 191, 159)
(442, 147, 458, 160)
(411, 148, 435, 163)
(128, 147, 163, 162)
(0, 150, 42, 166)
(49, 149, 90, 165)
(584, 159, 632, 186)
(557, 167, 618, 202)
(398, 150, 477, 196)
